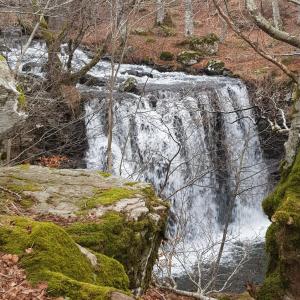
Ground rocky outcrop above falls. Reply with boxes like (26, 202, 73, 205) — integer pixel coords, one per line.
(0, 165, 169, 299)
(258, 151, 300, 300)
(0, 56, 26, 162)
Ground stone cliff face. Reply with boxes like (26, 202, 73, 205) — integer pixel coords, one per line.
(258, 151, 300, 300)
(0, 165, 169, 299)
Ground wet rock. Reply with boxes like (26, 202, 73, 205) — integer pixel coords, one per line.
(121, 69, 153, 78)
(121, 77, 138, 93)
(79, 74, 106, 87)
(204, 60, 233, 76)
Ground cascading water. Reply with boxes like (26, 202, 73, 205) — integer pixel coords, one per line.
(7, 41, 270, 286)
(84, 64, 270, 237)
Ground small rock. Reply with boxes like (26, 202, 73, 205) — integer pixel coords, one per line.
(121, 77, 138, 93)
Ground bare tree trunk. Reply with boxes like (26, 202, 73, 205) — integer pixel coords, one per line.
(219, 18, 228, 43)
(184, 0, 194, 36)
(272, 0, 283, 29)
(107, 81, 114, 173)
(298, 5, 300, 25)
(284, 82, 300, 167)
(156, 0, 165, 25)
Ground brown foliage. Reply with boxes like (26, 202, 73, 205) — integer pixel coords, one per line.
(0, 252, 56, 300)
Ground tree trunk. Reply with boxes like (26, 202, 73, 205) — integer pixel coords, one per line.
(271, 0, 283, 29)
(156, 0, 165, 25)
(284, 83, 300, 167)
(184, 0, 194, 36)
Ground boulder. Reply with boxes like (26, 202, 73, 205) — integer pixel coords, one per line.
(177, 50, 202, 66)
(258, 151, 300, 300)
(189, 33, 219, 55)
(0, 165, 169, 298)
(121, 77, 138, 93)
(79, 74, 106, 87)
(205, 59, 225, 76)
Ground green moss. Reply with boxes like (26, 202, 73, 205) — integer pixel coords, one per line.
(0, 54, 6, 62)
(0, 217, 129, 299)
(124, 182, 138, 187)
(95, 253, 129, 291)
(97, 171, 111, 178)
(19, 163, 31, 171)
(16, 85, 27, 108)
(66, 211, 166, 290)
(177, 50, 201, 65)
(260, 150, 300, 299)
(257, 272, 285, 300)
(189, 33, 219, 49)
(263, 151, 300, 220)
(159, 51, 174, 61)
(6, 183, 41, 193)
(0, 217, 94, 283)
(83, 187, 137, 208)
(42, 271, 113, 299)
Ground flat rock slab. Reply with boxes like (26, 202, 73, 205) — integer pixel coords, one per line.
(0, 165, 166, 222)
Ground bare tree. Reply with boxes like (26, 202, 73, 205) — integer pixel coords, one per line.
(156, 0, 166, 25)
(212, 0, 300, 167)
(271, 0, 282, 29)
(184, 0, 194, 36)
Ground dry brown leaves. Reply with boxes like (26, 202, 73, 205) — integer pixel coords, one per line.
(0, 252, 61, 300)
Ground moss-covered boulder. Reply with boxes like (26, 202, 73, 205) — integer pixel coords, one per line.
(205, 60, 225, 76)
(178, 33, 220, 56)
(0, 216, 129, 299)
(258, 151, 300, 300)
(0, 165, 169, 297)
(121, 77, 138, 93)
(177, 51, 202, 66)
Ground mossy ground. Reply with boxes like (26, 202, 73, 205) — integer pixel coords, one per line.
(0, 216, 130, 299)
(259, 151, 300, 299)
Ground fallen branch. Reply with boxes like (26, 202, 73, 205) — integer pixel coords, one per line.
(157, 285, 218, 300)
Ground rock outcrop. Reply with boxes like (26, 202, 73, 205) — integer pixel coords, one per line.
(0, 55, 26, 162)
(0, 165, 169, 299)
(258, 151, 300, 300)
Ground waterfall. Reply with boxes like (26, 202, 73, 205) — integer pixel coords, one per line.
(7, 41, 270, 273)
(84, 64, 270, 241)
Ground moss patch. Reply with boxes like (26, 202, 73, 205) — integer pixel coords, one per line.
(66, 211, 166, 290)
(0, 216, 129, 299)
(83, 187, 137, 208)
(97, 171, 111, 178)
(259, 151, 300, 299)
(159, 51, 174, 61)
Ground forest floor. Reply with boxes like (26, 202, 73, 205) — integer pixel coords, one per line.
(80, 0, 300, 83)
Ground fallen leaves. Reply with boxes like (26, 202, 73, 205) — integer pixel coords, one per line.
(0, 252, 54, 300)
